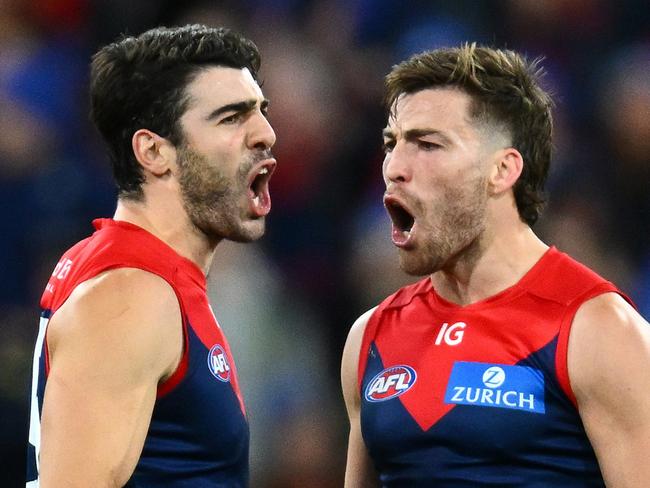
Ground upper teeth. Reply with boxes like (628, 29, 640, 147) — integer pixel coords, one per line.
(259, 167, 268, 175)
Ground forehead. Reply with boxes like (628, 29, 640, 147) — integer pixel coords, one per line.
(386, 87, 474, 134)
(184, 66, 263, 109)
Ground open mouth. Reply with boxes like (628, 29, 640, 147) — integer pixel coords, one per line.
(247, 159, 276, 217)
(384, 195, 416, 247)
(385, 200, 415, 232)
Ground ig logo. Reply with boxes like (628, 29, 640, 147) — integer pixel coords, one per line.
(435, 322, 466, 346)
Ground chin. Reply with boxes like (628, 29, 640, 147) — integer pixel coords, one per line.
(198, 217, 264, 244)
(397, 247, 445, 277)
(227, 219, 266, 243)
(398, 255, 435, 277)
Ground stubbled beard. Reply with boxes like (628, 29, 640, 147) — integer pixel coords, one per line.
(398, 173, 488, 276)
(177, 145, 261, 243)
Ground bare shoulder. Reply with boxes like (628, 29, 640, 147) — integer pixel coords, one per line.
(570, 292, 648, 352)
(567, 292, 650, 485)
(48, 267, 183, 380)
(346, 307, 376, 345)
(568, 292, 650, 405)
(341, 307, 377, 411)
(574, 292, 643, 326)
(64, 266, 179, 309)
(342, 307, 377, 375)
(342, 308, 381, 487)
(39, 268, 184, 486)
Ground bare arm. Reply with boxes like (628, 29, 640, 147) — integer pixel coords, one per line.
(341, 308, 380, 488)
(568, 292, 650, 487)
(39, 268, 183, 487)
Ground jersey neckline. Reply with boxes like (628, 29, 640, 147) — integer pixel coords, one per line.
(427, 246, 558, 311)
(92, 218, 207, 289)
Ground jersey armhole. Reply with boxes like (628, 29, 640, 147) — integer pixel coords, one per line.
(357, 309, 382, 394)
(355, 279, 430, 393)
(554, 283, 632, 408)
(157, 282, 190, 399)
(42, 311, 52, 375)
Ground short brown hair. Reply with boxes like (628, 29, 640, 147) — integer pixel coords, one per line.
(385, 43, 553, 226)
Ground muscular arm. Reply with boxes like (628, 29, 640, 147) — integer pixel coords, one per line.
(341, 308, 380, 488)
(39, 268, 183, 487)
(568, 292, 650, 487)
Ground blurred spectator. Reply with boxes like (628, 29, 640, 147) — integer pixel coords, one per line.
(208, 241, 341, 485)
(596, 44, 650, 264)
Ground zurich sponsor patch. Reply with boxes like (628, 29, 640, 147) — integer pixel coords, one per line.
(444, 362, 545, 414)
(365, 365, 417, 402)
(207, 344, 231, 382)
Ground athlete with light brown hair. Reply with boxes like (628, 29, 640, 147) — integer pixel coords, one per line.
(342, 44, 650, 487)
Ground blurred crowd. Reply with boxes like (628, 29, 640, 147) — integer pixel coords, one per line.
(1, 0, 648, 485)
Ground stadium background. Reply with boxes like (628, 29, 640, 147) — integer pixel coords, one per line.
(1, 0, 648, 485)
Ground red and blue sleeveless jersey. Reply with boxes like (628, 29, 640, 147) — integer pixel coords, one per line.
(358, 247, 628, 487)
(26, 219, 248, 487)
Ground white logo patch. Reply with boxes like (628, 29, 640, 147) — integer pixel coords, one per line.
(435, 322, 467, 346)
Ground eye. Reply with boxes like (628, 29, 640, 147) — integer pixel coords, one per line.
(260, 100, 270, 118)
(418, 140, 441, 151)
(221, 113, 242, 125)
(382, 140, 395, 153)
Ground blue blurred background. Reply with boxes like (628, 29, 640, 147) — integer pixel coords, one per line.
(1, 0, 648, 485)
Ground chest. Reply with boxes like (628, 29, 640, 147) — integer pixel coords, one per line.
(359, 302, 577, 464)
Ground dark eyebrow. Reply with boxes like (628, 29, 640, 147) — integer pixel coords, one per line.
(382, 128, 452, 145)
(205, 98, 269, 121)
(404, 128, 452, 145)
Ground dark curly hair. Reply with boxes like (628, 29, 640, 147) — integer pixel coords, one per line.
(385, 43, 554, 226)
(90, 24, 261, 200)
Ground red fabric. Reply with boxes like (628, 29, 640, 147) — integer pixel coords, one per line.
(40, 219, 245, 412)
(358, 247, 627, 430)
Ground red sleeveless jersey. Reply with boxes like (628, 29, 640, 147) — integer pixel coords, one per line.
(358, 247, 630, 487)
(27, 219, 249, 487)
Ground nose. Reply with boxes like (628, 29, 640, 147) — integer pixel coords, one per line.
(248, 111, 276, 151)
(383, 143, 411, 185)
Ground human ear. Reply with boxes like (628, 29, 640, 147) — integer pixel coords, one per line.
(488, 147, 523, 195)
(131, 129, 175, 177)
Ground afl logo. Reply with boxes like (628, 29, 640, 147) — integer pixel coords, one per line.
(207, 344, 231, 382)
(365, 365, 417, 402)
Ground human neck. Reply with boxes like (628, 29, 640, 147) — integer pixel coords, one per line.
(430, 223, 548, 306)
(113, 194, 219, 275)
